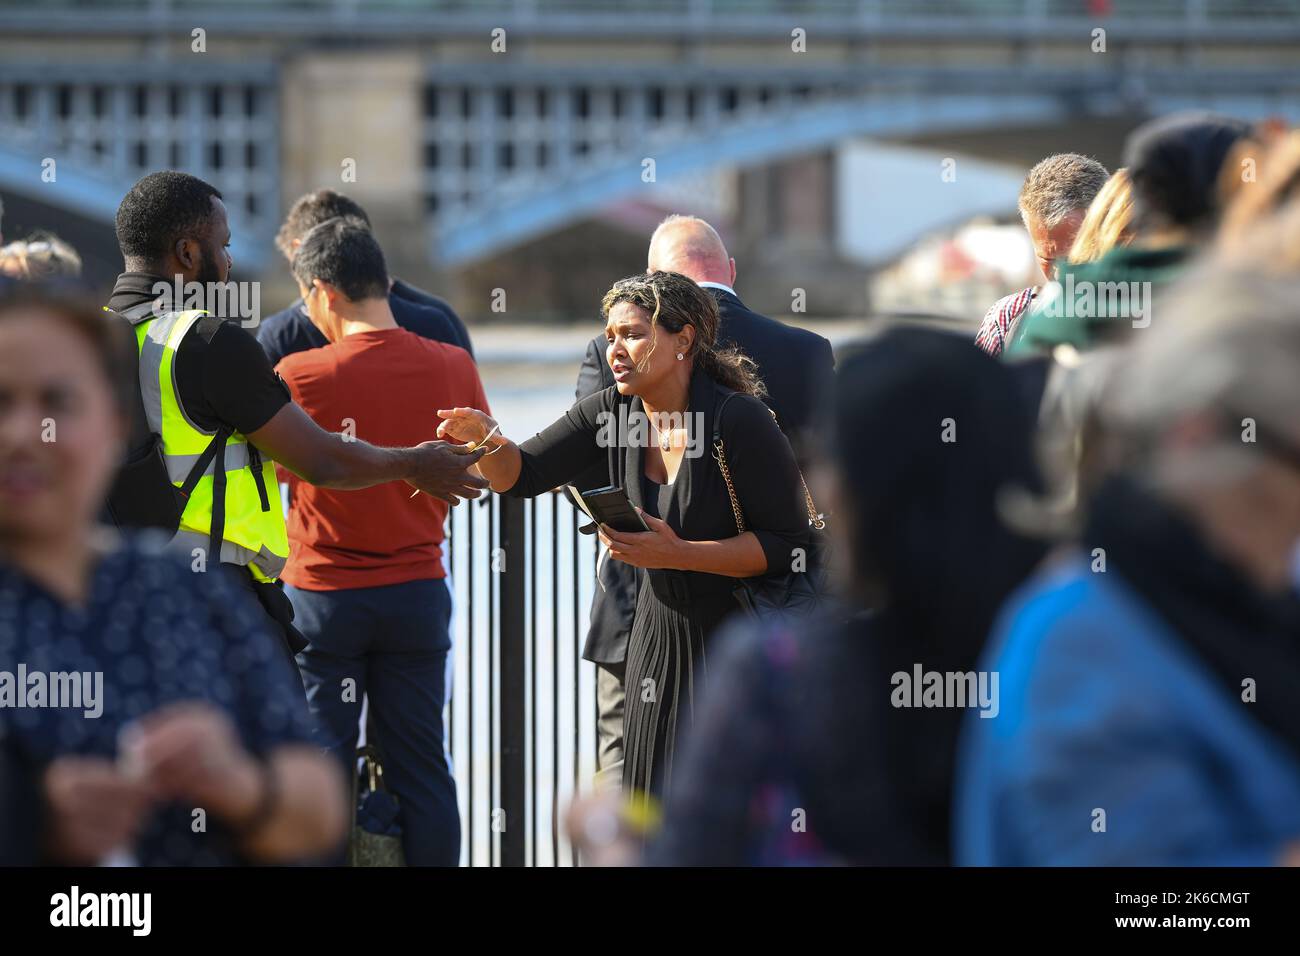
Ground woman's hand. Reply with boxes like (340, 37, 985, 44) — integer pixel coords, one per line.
(436, 407, 499, 448)
(42, 756, 154, 864)
(599, 510, 686, 570)
(120, 701, 263, 828)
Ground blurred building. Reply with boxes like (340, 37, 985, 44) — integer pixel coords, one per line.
(1, 0, 1298, 320)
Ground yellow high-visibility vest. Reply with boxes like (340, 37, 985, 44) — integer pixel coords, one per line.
(128, 305, 287, 581)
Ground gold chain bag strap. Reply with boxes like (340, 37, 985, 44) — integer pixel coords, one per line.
(711, 393, 829, 620)
(714, 431, 824, 533)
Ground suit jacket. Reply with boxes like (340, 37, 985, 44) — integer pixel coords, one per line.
(573, 286, 834, 665)
(390, 278, 474, 358)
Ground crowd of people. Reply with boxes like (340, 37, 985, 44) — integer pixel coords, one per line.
(3, 107, 1300, 867)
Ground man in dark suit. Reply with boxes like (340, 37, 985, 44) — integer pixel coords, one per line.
(257, 189, 473, 366)
(576, 213, 834, 786)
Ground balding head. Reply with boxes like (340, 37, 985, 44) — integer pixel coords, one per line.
(647, 214, 736, 287)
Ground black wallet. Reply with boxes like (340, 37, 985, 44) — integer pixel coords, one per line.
(569, 484, 649, 534)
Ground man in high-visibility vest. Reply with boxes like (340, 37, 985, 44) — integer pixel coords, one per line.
(105, 171, 487, 662)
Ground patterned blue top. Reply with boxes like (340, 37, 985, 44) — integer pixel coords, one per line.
(0, 535, 315, 865)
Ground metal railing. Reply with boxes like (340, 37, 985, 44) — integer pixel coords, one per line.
(3, 1, 1299, 37)
(444, 490, 601, 866)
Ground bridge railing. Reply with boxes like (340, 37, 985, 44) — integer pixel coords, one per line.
(4, 0, 1299, 32)
(0, 67, 281, 266)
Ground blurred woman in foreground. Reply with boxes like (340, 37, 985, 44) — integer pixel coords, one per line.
(627, 328, 1046, 865)
(0, 288, 345, 865)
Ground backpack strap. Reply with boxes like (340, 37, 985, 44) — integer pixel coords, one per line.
(205, 428, 231, 566)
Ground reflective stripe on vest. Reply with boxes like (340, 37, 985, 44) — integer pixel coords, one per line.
(134, 309, 288, 581)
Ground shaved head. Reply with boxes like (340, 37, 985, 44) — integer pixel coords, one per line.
(647, 214, 735, 287)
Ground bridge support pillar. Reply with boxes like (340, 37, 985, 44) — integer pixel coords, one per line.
(281, 50, 429, 277)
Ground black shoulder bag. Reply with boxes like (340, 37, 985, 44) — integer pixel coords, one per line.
(712, 393, 832, 621)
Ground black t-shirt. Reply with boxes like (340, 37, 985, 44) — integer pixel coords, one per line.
(108, 272, 291, 435)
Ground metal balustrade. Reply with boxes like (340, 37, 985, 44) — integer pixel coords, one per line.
(445, 490, 600, 866)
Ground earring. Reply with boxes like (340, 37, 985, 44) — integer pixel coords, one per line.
(676, 352, 684, 361)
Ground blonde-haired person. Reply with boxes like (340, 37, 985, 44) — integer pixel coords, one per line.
(0, 234, 82, 281)
(1217, 194, 1300, 277)
(1067, 168, 1136, 265)
(1217, 129, 1300, 253)
(438, 270, 811, 803)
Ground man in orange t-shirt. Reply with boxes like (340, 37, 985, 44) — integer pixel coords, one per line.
(275, 216, 487, 866)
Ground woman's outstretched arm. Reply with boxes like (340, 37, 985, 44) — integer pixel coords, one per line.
(438, 389, 611, 496)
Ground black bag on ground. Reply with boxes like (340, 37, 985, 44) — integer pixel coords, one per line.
(349, 745, 406, 867)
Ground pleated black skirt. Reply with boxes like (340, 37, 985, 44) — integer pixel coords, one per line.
(621, 570, 735, 800)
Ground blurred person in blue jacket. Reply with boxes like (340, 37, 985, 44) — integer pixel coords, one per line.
(957, 268, 1300, 866)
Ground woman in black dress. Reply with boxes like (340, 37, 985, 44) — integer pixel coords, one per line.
(436, 271, 809, 800)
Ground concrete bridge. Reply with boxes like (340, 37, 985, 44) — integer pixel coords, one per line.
(1, 0, 1297, 283)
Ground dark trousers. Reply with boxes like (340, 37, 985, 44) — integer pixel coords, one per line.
(286, 577, 460, 867)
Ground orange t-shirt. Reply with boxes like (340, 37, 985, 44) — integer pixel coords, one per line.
(274, 328, 488, 591)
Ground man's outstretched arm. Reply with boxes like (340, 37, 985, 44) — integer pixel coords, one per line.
(247, 403, 488, 503)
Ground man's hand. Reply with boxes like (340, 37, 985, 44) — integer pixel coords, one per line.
(43, 756, 154, 864)
(406, 440, 490, 505)
(249, 403, 493, 495)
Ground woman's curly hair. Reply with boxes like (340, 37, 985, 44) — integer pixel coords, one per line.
(599, 270, 766, 398)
